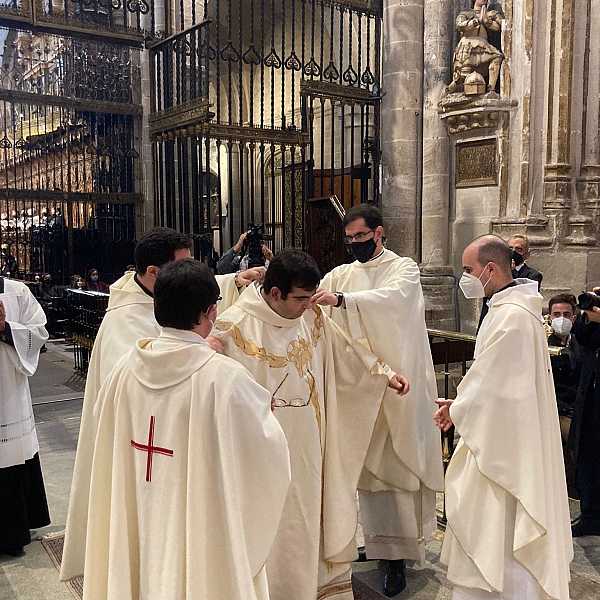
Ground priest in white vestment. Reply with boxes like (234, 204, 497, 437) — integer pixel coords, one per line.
(435, 235, 572, 600)
(316, 204, 444, 596)
(0, 276, 50, 556)
(214, 248, 410, 600)
(62, 226, 261, 581)
(83, 258, 290, 600)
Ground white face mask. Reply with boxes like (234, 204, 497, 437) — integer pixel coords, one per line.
(551, 317, 573, 337)
(459, 267, 492, 299)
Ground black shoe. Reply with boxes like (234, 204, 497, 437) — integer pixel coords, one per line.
(572, 519, 600, 537)
(382, 559, 406, 597)
(2, 547, 24, 557)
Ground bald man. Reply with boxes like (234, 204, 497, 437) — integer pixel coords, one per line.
(435, 235, 572, 600)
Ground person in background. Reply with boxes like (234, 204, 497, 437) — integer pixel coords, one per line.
(37, 273, 66, 339)
(69, 274, 84, 290)
(86, 268, 110, 293)
(217, 231, 273, 274)
(547, 293, 581, 498)
(548, 294, 581, 421)
(0, 244, 17, 278)
(508, 234, 543, 290)
(0, 274, 50, 557)
(569, 295, 600, 536)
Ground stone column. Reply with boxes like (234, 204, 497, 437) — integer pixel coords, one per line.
(543, 0, 576, 214)
(421, 0, 452, 268)
(381, 0, 424, 260)
(577, 0, 600, 211)
(420, 0, 456, 329)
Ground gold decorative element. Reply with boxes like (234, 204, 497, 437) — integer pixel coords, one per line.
(149, 98, 211, 139)
(212, 321, 288, 368)
(0, 89, 142, 117)
(454, 138, 498, 188)
(300, 80, 373, 103)
(215, 306, 325, 436)
(316, 580, 353, 600)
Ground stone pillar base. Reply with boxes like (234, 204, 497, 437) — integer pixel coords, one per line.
(420, 266, 456, 331)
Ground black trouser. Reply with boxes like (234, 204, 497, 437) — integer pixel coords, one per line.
(577, 385, 600, 523)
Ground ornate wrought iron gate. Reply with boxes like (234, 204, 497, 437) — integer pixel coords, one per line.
(151, 0, 382, 271)
(0, 0, 151, 283)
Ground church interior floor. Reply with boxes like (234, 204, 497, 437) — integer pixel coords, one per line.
(1, 341, 600, 599)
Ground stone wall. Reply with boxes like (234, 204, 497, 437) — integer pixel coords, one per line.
(380, 0, 600, 332)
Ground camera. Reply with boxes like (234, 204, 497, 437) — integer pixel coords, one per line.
(577, 291, 600, 311)
(245, 223, 267, 268)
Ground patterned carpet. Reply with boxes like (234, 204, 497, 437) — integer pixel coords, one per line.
(41, 533, 82, 600)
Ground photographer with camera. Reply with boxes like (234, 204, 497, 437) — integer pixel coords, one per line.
(570, 289, 600, 536)
(216, 225, 273, 275)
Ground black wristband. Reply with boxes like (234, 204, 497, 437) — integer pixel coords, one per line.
(335, 293, 344, 308)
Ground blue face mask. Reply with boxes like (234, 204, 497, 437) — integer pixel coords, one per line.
(91, 275, 99, 282)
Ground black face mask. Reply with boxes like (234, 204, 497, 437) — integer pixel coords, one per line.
(44, 279, 52, 285)
(350, 238, 377, 263)
(512, 251, 524, 267)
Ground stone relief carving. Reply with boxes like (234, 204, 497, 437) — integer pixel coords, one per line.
(444, 0, 505, 100)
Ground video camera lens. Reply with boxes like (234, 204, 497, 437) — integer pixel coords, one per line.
(577, 292, 600, 312)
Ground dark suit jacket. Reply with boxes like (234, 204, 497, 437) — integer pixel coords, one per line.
(512, 263, 543, 290)
(569, 314, 600, 456)
(548, 333, 581, 417)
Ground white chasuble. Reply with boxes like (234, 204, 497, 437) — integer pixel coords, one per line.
(62, 272, 247, 581)
(214, 284, 390, 600)
(83, 329, 291, 600)
(0, 278, 48, 468)
(441, 283, 572, 600)
(321, 250, 444, 561)
(62, 272, 159, 581)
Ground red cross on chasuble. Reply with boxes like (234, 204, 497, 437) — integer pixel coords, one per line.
(131, 415, 174, 482)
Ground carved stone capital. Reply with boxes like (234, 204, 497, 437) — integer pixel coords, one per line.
(577, 165, 600, 209)
(490, 216, 553, 247)
(543, 163, 572, 210)
(564, 215, 597, 246)
(438, 98, 517, 135)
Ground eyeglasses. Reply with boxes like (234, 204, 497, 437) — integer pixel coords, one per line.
(343, 229, 375, 244)
(271, 371, 315, 408)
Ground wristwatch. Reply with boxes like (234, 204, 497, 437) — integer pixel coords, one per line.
(334, 293, 344, 308)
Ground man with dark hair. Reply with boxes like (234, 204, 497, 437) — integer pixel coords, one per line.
(315, 203, 443, 596)
(62, 227, 266, 582)
(508, 234, 543, 289)
(215, 248, 409, 600)
(548, 294, 580, 418)
(434, 235, 572, 599)
(81, 259, 291, 600)
(61, 226, 193, 580)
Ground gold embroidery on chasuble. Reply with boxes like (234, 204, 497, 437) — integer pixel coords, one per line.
(215, 307, 324, 437)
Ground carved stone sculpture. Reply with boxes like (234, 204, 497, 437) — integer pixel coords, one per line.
(446, 0, 504, 96)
